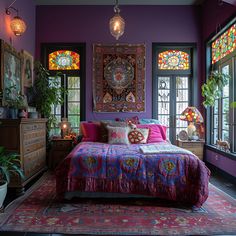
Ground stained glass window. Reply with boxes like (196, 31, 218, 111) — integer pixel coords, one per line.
(158, 50, 189, 70)
(212, 24, 236, 64)
(49, 50, 80, 70)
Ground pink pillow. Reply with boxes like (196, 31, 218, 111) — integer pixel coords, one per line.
(137, 124, 167, 143)
(81, 122, 101, 142)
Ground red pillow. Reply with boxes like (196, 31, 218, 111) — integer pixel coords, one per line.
(137, 124, 167, 143)
(81, 122, 101, 142)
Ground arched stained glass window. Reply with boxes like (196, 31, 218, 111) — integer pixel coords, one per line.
(49, 50, 80, 70)
(212, 24, 236, 64)
(158, 50, 189, 70)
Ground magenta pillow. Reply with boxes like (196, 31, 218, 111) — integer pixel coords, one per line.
(137, 124, 167, 143)
(81, 122, 101, 142)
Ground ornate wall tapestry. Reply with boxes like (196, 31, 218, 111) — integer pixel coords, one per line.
(93, 44, 145, 112)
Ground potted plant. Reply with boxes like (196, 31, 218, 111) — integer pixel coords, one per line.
(201, 71, 231, 108)
(4, 86, 28, 119)
(27, 61, 66, 140)
(0, 146, 24, 209)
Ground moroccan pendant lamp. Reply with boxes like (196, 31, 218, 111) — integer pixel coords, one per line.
(109, 0, 125, 40)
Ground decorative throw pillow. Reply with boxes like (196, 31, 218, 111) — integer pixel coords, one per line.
(137, 124, 167, 143)
(128, 128, 149, 144)
(125, 116, 140, 125)
(107, 126, 130, 145)
(81, 122, 101, 142)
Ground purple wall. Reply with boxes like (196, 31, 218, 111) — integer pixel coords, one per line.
(201, 0, 236, 177)
(36, 5, 201, 121)
(0, 0, 36, 56)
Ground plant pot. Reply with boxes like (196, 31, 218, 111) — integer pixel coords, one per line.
(0, 180, 7, 210)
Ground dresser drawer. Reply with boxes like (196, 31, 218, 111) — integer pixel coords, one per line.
(23, 130, 46, 140)
(24, 148, 46, 178)
(22, 123, 45, 132)
(23, 138, 46, 154)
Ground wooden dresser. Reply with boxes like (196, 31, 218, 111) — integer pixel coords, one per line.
(0, 118, 47, 194)
(176, 139, 205, 161)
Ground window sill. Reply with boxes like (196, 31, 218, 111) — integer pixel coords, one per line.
(205, 144, 236, 160)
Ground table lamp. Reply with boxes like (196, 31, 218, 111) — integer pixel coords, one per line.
(180, 106, 204, 140)
(58, 118, 71, 138)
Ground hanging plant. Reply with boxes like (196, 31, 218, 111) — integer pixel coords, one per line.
(201, 71, 231, 108)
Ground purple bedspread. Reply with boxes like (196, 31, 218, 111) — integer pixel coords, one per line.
(56, 142, 210, 207)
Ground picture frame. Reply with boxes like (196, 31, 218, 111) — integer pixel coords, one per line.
(0, 40, 22, 104)
(22, 50, 34, 88)
(93, 43, 146, 113)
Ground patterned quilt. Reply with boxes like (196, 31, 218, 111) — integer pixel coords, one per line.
(55, 142, 210, 207)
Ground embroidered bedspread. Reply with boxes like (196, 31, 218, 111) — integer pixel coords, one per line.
(55, 142, 210, 207)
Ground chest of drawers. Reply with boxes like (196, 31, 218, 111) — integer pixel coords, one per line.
(0, 118, 47, 194)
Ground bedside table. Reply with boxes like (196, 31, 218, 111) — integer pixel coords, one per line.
(176, 140, 205, 160)
(48, 138, 73, 170)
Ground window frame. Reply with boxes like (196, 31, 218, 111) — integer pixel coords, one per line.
(152, 43, 197, 143)
(41, 43, 86, 132)
(206, 17, 236, 157)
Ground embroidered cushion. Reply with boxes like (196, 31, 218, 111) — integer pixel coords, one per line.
(137, 124, 167, 143)
(107, 126, 129, 145)
(125, 116, 140, 125)
(128, 128, 149, 144)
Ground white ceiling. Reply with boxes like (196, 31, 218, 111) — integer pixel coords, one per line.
(34, 0, 205, 5)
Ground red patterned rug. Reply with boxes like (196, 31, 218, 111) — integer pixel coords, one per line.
(0, 172, 235, 235)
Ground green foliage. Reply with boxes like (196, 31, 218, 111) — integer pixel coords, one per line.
(28, 61, 66, 134)
(230, 101, 236, 108)
(201, 71, 231, 108)
(4, 86, 27, 109)
(0, 146, 24, 183)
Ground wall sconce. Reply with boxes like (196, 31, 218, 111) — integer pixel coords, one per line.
(6, 0, 27, 36)
(58, 118, 71, 139)
(109, 0, 125, 40)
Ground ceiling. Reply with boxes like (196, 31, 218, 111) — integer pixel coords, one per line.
(34, 0, 205, 5)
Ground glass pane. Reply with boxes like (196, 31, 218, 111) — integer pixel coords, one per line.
(212, 23, 236, 64)
(158, 102, 169, 114)
(68, 115, 80, 129)
(213, 128, 218, 144)
(176, 90, 188, 102)
(68, 77, 80, 89)
(158, 115, 169, 127)
(68, 90, 80, 102)
(158, 77, 170, 89)
(176, 115, 188, 128)
(222, 130, 229, 141)
(158, 50, 190, 70)
(68, 102, 80, 114)
(49, 50, 80, 70)
(176, 77, 188, 89)
(214, 100, 219, 113)
(222, 98, 229, 113)
(176, 102, 188, 114)
(222, 114, 229, 130)
(214, 114, 218, 127)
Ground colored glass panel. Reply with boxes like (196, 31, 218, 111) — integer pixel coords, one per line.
(49, 50, 80, 70)
(158, 50, 189, 70)
(212, 24, 236, 64)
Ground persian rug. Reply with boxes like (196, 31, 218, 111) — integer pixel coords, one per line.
(93, 44, 145, 113)
(0, 172, 235, 235)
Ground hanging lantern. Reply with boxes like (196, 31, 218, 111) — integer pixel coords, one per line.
(10, 16, 27, 36)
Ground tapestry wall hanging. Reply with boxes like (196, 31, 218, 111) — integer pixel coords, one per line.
(93, 44, 146, 112)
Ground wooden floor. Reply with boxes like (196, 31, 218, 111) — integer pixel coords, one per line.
(0, 166, 235, 236)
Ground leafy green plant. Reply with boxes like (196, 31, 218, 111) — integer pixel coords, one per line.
(0, 146, 24, 183)
(4, 86, 27, 109)
(28, 61, 66, 135)
(201, 71, 231, 108)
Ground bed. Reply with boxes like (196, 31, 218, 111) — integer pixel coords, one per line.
(55, 141, 210, 208)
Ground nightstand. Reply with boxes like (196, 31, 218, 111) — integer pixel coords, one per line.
(48, 138, 73, 170)
(176, 140, 205, 160)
